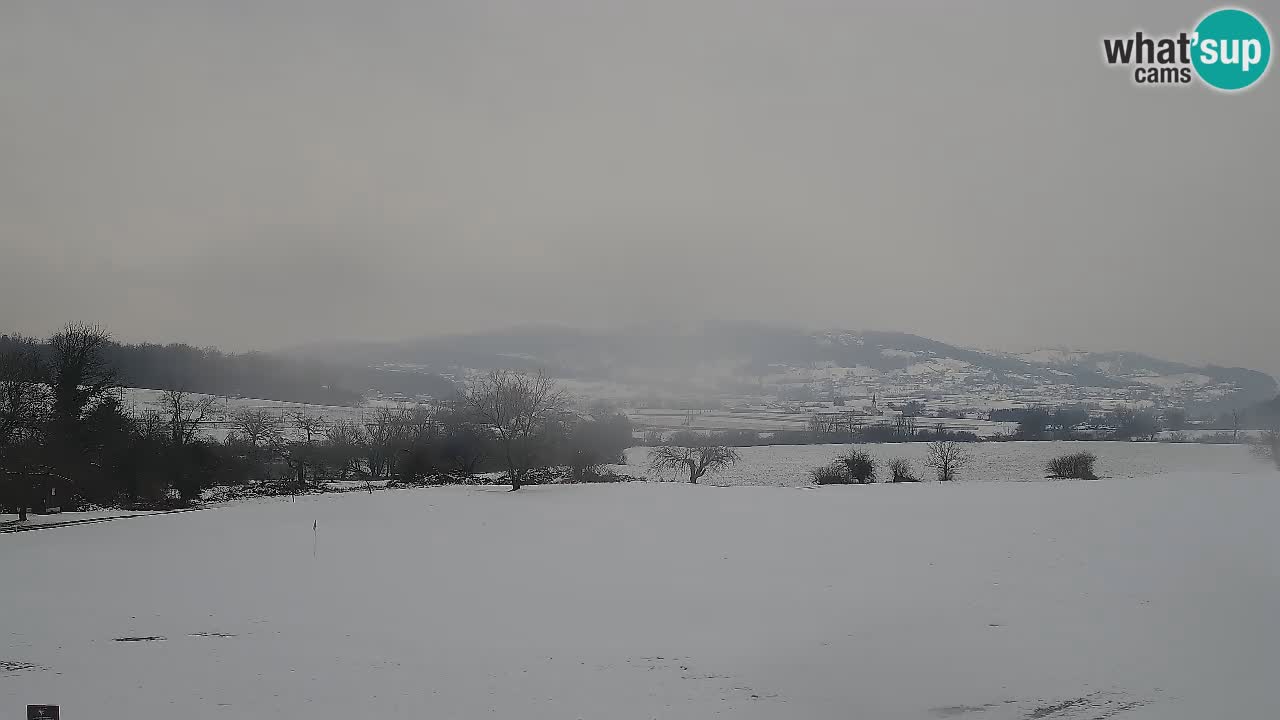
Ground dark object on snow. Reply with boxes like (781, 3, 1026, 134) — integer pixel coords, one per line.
(812, 450, 877, 484)
(1046, 452, 1099, 480)
(811, 461, 849, 485)
(838, 449, 877, 483)
(887, 458, 920, 483)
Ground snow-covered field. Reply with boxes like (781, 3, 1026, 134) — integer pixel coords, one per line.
(628, 408, 1019, 436)
(624, 441, 1269, 486)
(4, 468, 1278, 719)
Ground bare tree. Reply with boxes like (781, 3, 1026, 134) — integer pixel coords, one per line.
(230, 408, 283, 450)
(292, 412, 328, 445)
(401, 403, 439, 443)
(136, 408, 166, 441)
(839, 411, 864, 436)
(324, 420, 366, 482)
(276, 412, 331, 486)
(147, 388, 219, 503)
(648, 438, 739, 484)
(433, 402, 490, 475)
(0, 344, 50, 521)
(460, 370, 567, 490)
(157, 389, 217, 447)
(362, 406, 406, 480)
(0, 342, 47, 447)
(228, 408, 283, 481)
(48, 322, 117, 424)
(893, 414, 917, 439)
(925, 440, 971, 482)
(808, 413, 839, 440)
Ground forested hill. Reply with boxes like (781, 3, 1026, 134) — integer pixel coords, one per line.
(0, 334, 455, 406)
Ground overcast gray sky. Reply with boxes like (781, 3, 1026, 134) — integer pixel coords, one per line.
(2, 1, 1278, 375)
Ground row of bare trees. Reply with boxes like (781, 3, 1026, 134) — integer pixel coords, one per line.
(219, 403, 486, 488)
(211, 372, 629, 492)
(807, 413, 979, 444)
(3, 328, 638, 517)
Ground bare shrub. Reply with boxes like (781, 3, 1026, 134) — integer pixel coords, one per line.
(1045, 451, 1098, 480)
(888, 458, 919, 483)
(838, 449, 876, 483)
(810, 461, 848, 485)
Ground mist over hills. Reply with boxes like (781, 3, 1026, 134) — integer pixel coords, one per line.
(0, 333, 455, 407)
(14, 322, 1266, 412)
(291, 323, 1277, 411)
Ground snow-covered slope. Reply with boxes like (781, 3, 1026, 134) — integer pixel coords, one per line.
(4, 472, 1278, 718)
(295, 324, 1277, 409)
(1000, 348, 1276, 408)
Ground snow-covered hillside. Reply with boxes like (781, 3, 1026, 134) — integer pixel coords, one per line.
(295, 324, 1277, 411)
(4, 471, 1278, 718)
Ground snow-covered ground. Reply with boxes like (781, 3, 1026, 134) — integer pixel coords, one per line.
(622, 441, 1270, 486)
(4, 469, 1278, 719)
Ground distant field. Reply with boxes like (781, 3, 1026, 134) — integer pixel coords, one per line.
(116, 387, 1022, 440)
(117, 388, 393, 441)
(627, 408, 1018, 436)
(114, 388, 1256, 447)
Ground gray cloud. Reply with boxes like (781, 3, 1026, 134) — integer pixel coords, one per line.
(2, 0, 1277, 376)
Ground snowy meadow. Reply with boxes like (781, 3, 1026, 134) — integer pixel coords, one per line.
(3, 453, 1278, 719)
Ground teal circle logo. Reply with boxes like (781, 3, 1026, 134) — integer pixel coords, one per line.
(1192, 8, 1271, 90)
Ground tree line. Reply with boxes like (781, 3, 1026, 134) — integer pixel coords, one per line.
(995, 402, 1280, 441)
(0, 332, 455, 407)
(800, 412, 981, 445)
(1, 324, 633, 519)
